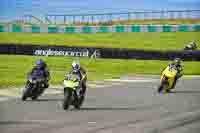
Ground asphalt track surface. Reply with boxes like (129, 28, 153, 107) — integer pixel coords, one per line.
(0, 78, 200, 133)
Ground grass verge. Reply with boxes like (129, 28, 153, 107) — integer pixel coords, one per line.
(0, 32, 200, 51)
(0, 55, 199, 88)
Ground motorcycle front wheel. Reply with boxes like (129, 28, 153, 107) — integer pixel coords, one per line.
(157, 81, 168, 93)
(63, 88, 72, 110)
(22, 82, 32, 101)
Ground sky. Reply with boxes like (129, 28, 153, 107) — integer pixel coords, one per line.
(0, 0, 200, 22)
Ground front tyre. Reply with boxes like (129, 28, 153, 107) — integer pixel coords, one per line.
(158, 84, 164, 93)
(22, 89, 28, 101)
(63, 88, 72, 110)
(22, 83, 32, 101)
(157, 79, 168, 93)
(21, 81, 32, 101)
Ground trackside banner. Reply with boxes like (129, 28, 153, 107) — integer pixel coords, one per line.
(0, 44, 101, 58)
(0, 44, 200, 61)
(35, 48, 89, 57)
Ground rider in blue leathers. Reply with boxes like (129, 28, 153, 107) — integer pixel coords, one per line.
(29, 59, 50, 88)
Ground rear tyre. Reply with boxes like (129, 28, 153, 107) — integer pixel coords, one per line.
(74, 88, 85, 109)
(165, 89, 171, 93)
(74, 103, 81, 109)
(63, 88, 72, 110)
(74, 96, 84, 109)
(31, 95, 38, 100)
(31, 87, 45, 101)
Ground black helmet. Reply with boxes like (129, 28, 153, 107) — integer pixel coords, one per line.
(173, 58, 182, 66)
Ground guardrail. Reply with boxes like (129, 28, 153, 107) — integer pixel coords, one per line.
(0, 24, 200, 33)
(22, 10, 200, 24)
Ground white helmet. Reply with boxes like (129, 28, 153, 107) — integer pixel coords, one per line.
(72, 61, 80, 72)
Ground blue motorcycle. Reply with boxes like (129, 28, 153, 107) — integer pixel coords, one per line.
(22, 70, 46, 101)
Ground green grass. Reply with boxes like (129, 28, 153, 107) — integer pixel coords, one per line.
(0, 55, 199, 88)
(0, 32, 200, 51)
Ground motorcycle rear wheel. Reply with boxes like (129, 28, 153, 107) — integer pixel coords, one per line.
(31, 95, 38, 100)
(74, 95, 85, 109)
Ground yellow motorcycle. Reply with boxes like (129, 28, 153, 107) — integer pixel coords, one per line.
(63, 73, 86, 110)
(158, 65, 178, 93)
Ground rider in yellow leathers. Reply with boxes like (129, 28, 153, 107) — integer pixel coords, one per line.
(68, 61, 87, 96)
(161, 58, 183, 91)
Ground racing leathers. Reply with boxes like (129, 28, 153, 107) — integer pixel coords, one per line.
(69, 67, 87, 96)
(28, 64, 50, 88)
(184, 41, 197, 50)
(168, 63, 183, 89)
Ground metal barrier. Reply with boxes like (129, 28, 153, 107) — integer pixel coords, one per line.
(21, 10, 200, 24)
